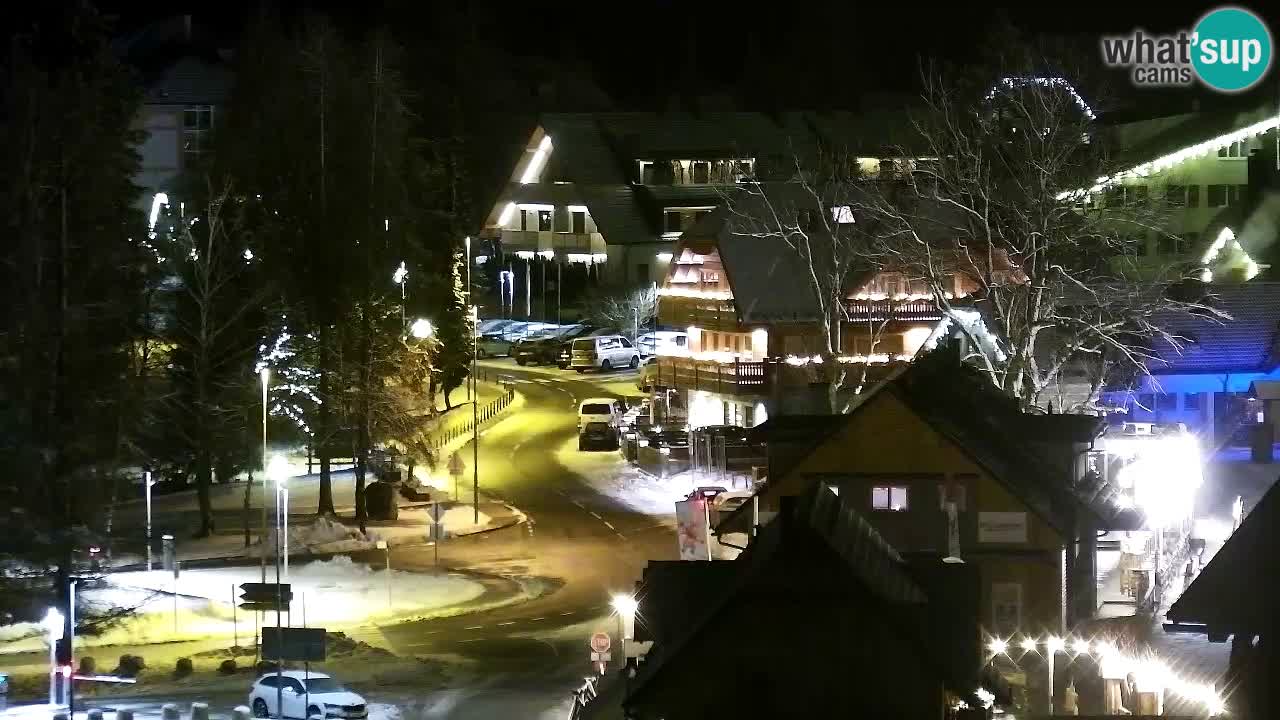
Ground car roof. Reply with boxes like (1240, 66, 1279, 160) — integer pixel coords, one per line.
(580, 397, 616, 406)
(259, 670, 331, 680)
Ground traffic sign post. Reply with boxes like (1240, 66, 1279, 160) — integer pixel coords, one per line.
(448, 452, 465, 501)
(589, 632, 611, 673)
(239, 582, 292, 613)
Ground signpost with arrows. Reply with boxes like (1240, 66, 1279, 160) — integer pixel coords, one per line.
(239, 582, 292, 613)
(448, 451, 464, 501)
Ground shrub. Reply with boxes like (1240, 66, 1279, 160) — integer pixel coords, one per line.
(78, 657, 97, 675)
(174, 657, 194, 678)
(218, 659, 237, 676)
(255, 660, 279, 675)
(116, 654, 146, 678)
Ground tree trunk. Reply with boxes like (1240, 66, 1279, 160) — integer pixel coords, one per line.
(243, 470, 253, 548)
(195, 449, 214, 537)
(317, 324, 335, 516)
(355, 304, 372, 532)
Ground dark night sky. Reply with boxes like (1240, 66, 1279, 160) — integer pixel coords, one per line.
(94, 0, 1280, 107)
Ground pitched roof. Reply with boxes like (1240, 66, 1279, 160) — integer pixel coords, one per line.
(1148, 282, 1280, 374)
(1105, 101, 1276, 170)
(1167, 476, 1280, 633)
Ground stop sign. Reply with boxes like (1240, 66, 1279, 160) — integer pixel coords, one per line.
(589, 632, 611, 654)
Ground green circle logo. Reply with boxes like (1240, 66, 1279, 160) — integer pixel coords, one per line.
(1192, 7, 1273, 92)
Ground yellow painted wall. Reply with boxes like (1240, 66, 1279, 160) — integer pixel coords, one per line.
(768, 389, 1066, 632)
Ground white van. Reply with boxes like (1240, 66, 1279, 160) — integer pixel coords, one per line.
(578, 398, 621, 430)
(637, 331, 688, 357)
(570, 335, 640, 372)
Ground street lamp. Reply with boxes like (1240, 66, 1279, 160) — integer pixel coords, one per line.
(268, 455, 291, 582)
(471, 305, 480, 524)
(394, 261, 409, 329)
(465, 236, 472, 401)
(260, 367, 270, 583)
(611, 593, 638, 671)
(410, 318, 434, 340)
(1046, 636, 1065, 713)
(143, 469, 155, 571)
(43, 608, 64, 706)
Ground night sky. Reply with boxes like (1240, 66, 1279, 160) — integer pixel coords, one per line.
(91, 0, 1280, 107)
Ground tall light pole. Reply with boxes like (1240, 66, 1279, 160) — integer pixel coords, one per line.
(472, 305, 480, 524)
(611, 593, 637, 671)
(465, 237, 472, 401)
(43, 608, 63, 707)
(524, 257, 532, 319)
(269, 455, 291, 583)
(144, 469, 154, 571)
(394, 261, 409, 331)
(260, 368, 270, 583)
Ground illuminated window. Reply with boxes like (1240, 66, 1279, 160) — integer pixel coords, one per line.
(538, 210, 553, 231)
(871, 485, 909, 511)
(1218, 140, 1247, 158)
(182, 105, 214, 165)
(831, 205, 855, 224)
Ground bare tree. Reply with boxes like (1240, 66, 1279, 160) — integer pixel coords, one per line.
(851, 66, 1219, 412)
(587, 286, 657, 341)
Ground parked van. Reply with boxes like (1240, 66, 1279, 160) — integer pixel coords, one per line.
(637, 331, 688, 357)
(570, 335, 640, 373)
(578, 398, 622, 431)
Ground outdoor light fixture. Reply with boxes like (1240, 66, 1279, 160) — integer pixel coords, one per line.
(1072, 638, 1092, 654)
(515, 250, 535, 260)
(656, 252, 674, 262)
(393, 261, 408, 286)
(537, 250, 554, 260)
(1046, 636, 1065, 653)
(410, 318, 434, 339)
(988, 638, 1008, 655)
(267, 455, 290, 488)
(1019, 637, 1037, 652)
(43, 608, 64, 639)
(611, 594, 638, 617)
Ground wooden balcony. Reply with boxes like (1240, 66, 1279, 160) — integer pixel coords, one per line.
(653, 357, 770, 396)
(657, 295, 742, 333)
(841, 298, 945, 323)
(500, 229, 600, 253)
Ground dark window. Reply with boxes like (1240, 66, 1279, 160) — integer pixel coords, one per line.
(692, 162, 710, 184)
(182, 105, 214, 165)
(1127, 185, 1149, 205)
(1182, 231, 1201, 251)
(1208, 184, 1229, 207)
(878, 158, 896, 177)
(572, 211, 586, 234)
(1166, 185, 1187, 207)
(1187, 185, 1200, 207)
(871, 485, 909, 511)
(640, 162, 655, 184)
(286, 679, 305, 694)
(695, 210, 711, 225)
(664, 211, 683, 233)
(635, 263, 649, 282)
(259, 677, 278, 689)
(1137, 393, 1155, 411)
(1236, 185, 1249, 205)
(1104, 187, 1125, 207)
(1218, 140, 1246, 158)
(581, 403, 612, 415)
(521, 210, 531, 231)
(619, 337, 634, 348)
(1158, 234, 1189, 255)
(537, 210, 553, 231)
(1184, 392, 1202, 410)
(1157, 393, 1177, 411)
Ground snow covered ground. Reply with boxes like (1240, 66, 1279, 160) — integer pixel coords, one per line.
(0, 557, 485, 653)
(553, 435, 684, 517)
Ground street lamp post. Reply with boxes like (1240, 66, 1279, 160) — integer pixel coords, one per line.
(268, 455, 290, 583)
(394, 262, 409, 330)
(465, 237, 472, 402)
(1046, 635, 1064, 713)
(611, 594, 637, 672)
(144, 469, 154, 571)
(43, 608, 63, 707)
(472, 305, 480, 524)
(260, 368, 270, 584)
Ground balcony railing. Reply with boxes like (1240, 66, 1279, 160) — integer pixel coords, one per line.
(658, 296, 741, 333)
(501, 230, 600, 253)
(841, 299, 944, 323)
(654, 357, 770, 395)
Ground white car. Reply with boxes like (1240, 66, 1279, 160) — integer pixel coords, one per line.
(250, 671, 368, 720)
(570, 335, 640, 372)
(578, 397, 621, 431)
(637, 331, 688, 357)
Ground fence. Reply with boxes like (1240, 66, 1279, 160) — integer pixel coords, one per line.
(430, 388, 517, 451)
(654, 357, 771, 395)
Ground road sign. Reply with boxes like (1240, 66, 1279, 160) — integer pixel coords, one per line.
(589, 632, 611, 654)
(261, 627, 326, 662)
(448, 451, 465, 476)
(238, 582, 292, 612)
(590, 651, 611, 663)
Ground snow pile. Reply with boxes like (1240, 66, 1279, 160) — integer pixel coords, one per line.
(425, 505, 492, 535)
(261, 516, 380, 556)
(556, 437, 683, 516)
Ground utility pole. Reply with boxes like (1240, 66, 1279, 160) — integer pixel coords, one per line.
(465, 237, 472, 401)
(472, 305, 480, 524)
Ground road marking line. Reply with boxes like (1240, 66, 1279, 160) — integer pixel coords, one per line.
(464, 625, 484, 630)
(570, 500, 584, 509)
(458, 638, 482, 643)
(496, 621, 516, 626)
(560, 611, 574, 616)
(589, 511, 603, 520)
(603, 521, 616, 530)
(529, 617, 546, 621)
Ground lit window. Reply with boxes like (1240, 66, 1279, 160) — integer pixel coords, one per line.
(1218, 140, 1247, 158)
(871, 485, 909, 511)
(182, 105, 214, 165)
(538, 210, 553, 231)
(831, 205, 855, 224)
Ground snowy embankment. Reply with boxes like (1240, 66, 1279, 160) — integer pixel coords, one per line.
(0, 556, 485, 653)
(553, 436, 684, 517)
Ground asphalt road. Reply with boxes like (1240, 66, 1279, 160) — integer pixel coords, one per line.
(13, 360, 676, 719)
